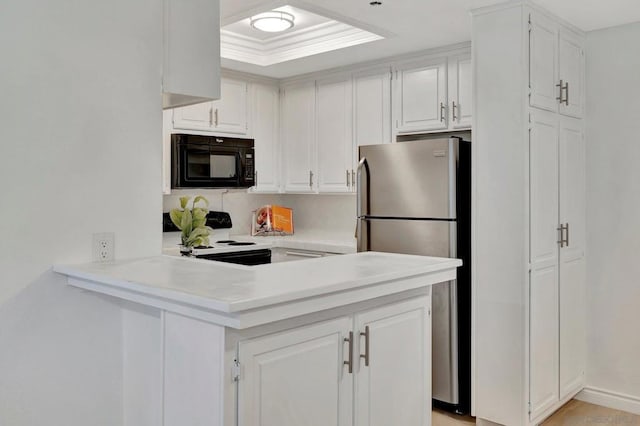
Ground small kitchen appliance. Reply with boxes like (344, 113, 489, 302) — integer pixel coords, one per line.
(171, 134, 255, 189)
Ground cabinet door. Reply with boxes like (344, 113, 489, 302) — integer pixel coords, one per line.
(317, 77, 353, 193)
(558, 30, 584, 118)
(162, 0, 220, 108)
(251, 83, 280, 192)
(238, 317, 353, 426)
(353, 68, 392, 148)
(281, 82, 316, 192)
(172, 100, 214, 131)
(448, 54, 472, 129)
(211, 78, 248, 134)
(529, 109, 560, 420)
(559, 116, 586, 398)
(529, 12, 559, 113)
(354, 296, 431, 426)
(394, 59, 448, 133)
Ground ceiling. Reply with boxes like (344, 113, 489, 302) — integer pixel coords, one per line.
(220, 0, 640, 79)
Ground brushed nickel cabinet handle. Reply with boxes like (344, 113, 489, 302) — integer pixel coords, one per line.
(564, 82, 569, 106)
(209, 107, 213, 126)
(344, 331, 354, 374)
(214, 108, 219, 126)
(557, 225, 565, 248)
(351, 170, 355, 189)
(440, 102, 446, 122)
(452, 101, 457, 122)
(556, 80, 564, 103)
(360, 325, 370, 367)
(565, 222, 570, 247)
(346, 170, 350, 188)
(309, 170, 314, 188)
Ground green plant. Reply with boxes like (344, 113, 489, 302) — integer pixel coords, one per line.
(169, 195, 213, 248)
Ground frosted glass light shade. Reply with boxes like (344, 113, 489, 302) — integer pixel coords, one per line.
(250, 11, 295, 33)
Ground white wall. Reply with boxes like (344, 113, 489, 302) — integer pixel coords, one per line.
(0, 0, 163, 424)
(582, 22, 640, 408)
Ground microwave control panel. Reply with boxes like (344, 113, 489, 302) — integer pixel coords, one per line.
(245, 153, 254, 180)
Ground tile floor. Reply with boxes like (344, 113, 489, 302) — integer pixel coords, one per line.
(433, 400, 640, 425)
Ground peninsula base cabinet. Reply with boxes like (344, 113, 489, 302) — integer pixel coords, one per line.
(234, 296, 431, 426)
(124, 291, 432, 426)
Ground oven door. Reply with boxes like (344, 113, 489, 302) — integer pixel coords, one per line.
(176, 142, 244, 188)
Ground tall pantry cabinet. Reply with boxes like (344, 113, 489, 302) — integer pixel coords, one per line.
(472, 2, 585, 425)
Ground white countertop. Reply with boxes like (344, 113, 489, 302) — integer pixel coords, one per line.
(54, 252, 460, 328)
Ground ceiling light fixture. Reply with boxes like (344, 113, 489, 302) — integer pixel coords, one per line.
(250, 11, 295, 33)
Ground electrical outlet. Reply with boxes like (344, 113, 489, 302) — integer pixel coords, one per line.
(93, 232, 115, 262)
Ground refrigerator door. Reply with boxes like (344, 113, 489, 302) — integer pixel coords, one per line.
(358, 217, 459, 405)
(358, 138, 458, 219)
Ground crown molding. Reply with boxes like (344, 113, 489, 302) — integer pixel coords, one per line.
(221, 21, 383, 66)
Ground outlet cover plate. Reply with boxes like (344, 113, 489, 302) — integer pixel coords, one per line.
(93, 232, 115, 262)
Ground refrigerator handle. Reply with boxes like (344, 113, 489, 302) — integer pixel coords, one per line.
(356, 157, 368, 219)
(356, 157, 369, 252)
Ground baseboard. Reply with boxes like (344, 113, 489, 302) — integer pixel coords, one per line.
(576, 386, 640, 415)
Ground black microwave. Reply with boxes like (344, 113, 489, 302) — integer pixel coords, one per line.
(171, 134, 255, 189)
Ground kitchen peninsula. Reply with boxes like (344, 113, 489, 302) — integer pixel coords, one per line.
(54, 252, 460, 426)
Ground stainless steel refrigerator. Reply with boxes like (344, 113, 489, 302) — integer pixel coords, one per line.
(356, 137, 471, 414)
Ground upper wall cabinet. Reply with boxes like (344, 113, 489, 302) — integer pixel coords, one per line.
(251, 82, 280, 193)
(281, 82, 316, 193)
(162, 0, 220, 109)
(316, 76, 354, 193)
(393, 58, 448, 133)
(448, 54, 473, 129)
(529, 11, 584, 118)
(392, 53, 472, 135)
(353, 68, 392, 148)
(172, 77, 249, 135)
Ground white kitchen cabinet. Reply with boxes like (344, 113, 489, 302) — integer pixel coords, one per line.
(473, 5, 585, 425)
(251, 83, 280, 193)
(558, 30, 584, 118)
(281, 82, 316, 192)
(529, 11, 584, 118)
(392, 53, 471, 135)
(528, 110, 586, 421)
(354, 297, 430, 426)
(173, 77, 249, 135)
(316, 77, 354, 193)
(394, 58, 448, 133)
(237, 296, 431, 426)
(448, 54, 472, 129)
(353, 68, 392, 147)
(238, 317, 353, 426)
(528, 110, 560, 420)
(162, 0, 220, 109)
(529, 11, 558, 113)
(558, 116, 586, 399)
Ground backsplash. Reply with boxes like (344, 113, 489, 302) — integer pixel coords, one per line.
(163, 190, 356, 237)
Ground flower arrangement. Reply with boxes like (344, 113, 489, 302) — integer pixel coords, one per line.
(169, 196, 213, 250)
